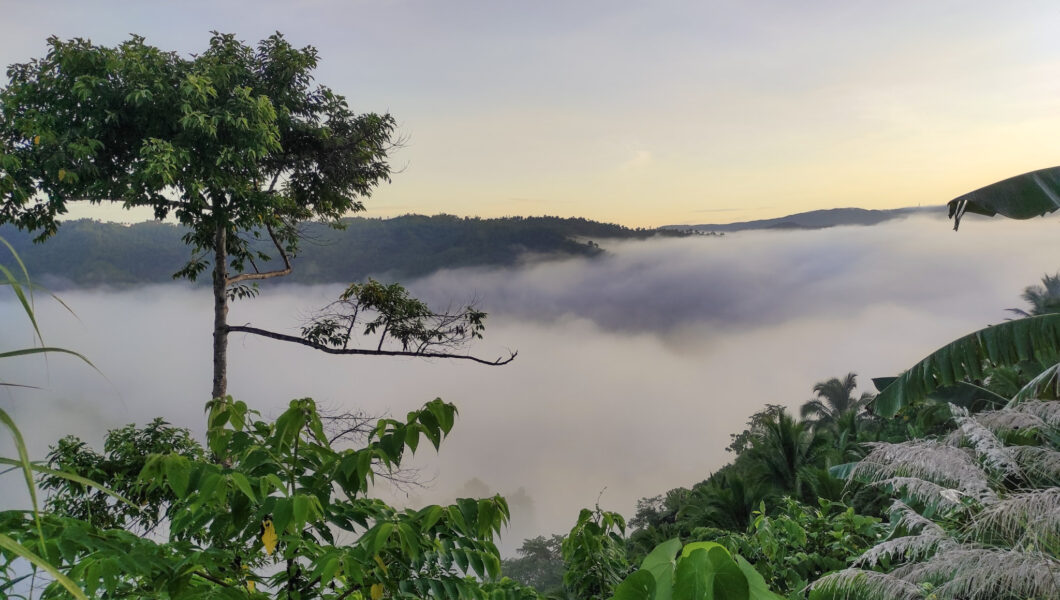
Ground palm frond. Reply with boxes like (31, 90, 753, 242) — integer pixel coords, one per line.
(872, 315, 1060, 417)
(1008, 363, 1060, 405)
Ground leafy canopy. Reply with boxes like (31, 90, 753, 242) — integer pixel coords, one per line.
(0, 32, 395, 277)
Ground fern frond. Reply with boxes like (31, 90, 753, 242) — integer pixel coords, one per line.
(807, 568, 924, 600)
(852, 442, 995, 501)
(1013, 399, 1060, 427)
(897, 547, 1060, 600)
(1009, 445, 1060, 486)
(973, 409, 1049, 435)
(966, 487, 1060, 549)
(949, 410, 1022, 478)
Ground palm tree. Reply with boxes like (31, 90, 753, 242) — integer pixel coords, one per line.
(748, 409, 831, 501)
(801, 373, 873, 433)
(1008, 272, 1060, 317)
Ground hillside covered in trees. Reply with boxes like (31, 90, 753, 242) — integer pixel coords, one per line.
(0, 215, 686, 287)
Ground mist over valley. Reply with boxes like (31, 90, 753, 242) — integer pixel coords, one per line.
(3, 211, 1055, 554)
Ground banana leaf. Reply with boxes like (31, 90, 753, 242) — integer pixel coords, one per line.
(949, 166, 1060, 230)
(872, 314, 1060, 417)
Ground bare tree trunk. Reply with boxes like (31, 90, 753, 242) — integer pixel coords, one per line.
(211, 223, 228, 400)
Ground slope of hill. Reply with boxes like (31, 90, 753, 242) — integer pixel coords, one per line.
(0, 215, 683, 287)
(665, 206, 938, 233)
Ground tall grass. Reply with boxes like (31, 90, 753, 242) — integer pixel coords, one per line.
(1, 237, 103, 600)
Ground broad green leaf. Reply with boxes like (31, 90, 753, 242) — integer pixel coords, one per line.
(612, 568, 656, 600)
(370, 522, 394, 556)
(681, 541, 731, 559)
(734, 556, 784, 600)
(162, 454, 190, 497)
(872, 314, 1060, 417)
(229, 472, 256, 502)
(948, 166, 1060, 230)
(641, 538, 682, 600)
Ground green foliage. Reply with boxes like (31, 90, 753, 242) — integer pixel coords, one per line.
(611, 538, 783, 600)
(1008, 272, 1060, 318)
(812, 401, 1060, 600)
(0, 33, 394, 274)
(41, 418, 205, 532)
(562, 506, 631, 600)
(302, 279, 486, 353)
(872, 314, 1060, 417)
(501, 534, 565, 595)
(715, 499, 882, 599)
(3, 397, 513, 598)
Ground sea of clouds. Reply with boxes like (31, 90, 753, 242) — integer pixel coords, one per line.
(3, 212, 1058, 552)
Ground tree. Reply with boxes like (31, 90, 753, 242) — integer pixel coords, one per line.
(800, 373, 872, 433)
(501, 534, 565, 595)
(1008, 272, 1060, 318)
(746, 409, 831, 501)
(0, 33, 512, 402)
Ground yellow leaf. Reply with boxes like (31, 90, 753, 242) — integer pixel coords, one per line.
(261, 518, 277, 555)
(371, 583, 383, 600)
(247, 580, 256, 592)
(58, 169, 66, 182)
(373, 554, 388, 576)
(33, 135, 40, 145)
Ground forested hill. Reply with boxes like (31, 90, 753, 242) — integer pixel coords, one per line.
(664, 206, 938, 232)
(0, 214, 684, 287)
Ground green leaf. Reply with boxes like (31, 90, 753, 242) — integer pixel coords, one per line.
(0, 533, 89, 600)
(641, 538, 682, 600)
(162, 454, 191, 496)
(734, 556, 784, 600)
(872, 314, 1060, 417)
(229, 472, 256, 502)
(613, 569, 656, 600)
(948, 166, 1060, 230)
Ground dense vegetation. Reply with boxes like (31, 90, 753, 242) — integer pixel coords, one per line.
(0, 215, 684, 287)
(2, 29, 1059, 600)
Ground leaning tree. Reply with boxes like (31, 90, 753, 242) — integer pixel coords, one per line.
(0, 33, 513, 401)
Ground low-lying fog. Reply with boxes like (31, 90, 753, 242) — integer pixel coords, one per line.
(2, 213, 1058, 553)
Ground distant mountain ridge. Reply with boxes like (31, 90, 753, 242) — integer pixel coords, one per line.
(664, 206, 939, 233)
(0, 214, 685, 287)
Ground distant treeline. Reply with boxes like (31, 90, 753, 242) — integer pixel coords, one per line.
(0, 214, 686, 287)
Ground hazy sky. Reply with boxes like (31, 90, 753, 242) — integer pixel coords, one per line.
(4, 214, 1058, 552)
(2, 1, 1059, 226)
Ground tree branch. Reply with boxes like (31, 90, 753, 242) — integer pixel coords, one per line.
(226, 222, 292, 285)
(228, 325, 516, 366)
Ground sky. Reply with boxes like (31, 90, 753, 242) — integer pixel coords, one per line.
(2, 1, 1060, 227)
(4, 214, 1059, 552)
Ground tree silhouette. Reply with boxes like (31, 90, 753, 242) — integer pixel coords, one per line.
(801, 372, 873, 434)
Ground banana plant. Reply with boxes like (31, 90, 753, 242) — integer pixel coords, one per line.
(948, 165, 1060, 230)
